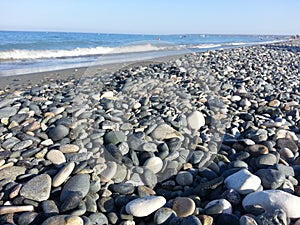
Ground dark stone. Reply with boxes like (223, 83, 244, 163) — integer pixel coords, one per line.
(256, 169, 285, 189)
(182, 215, 202, 225)
(221, 189, 241, 206)
(60, 191, 83, 212)
(17, 212, 38, 225)
(41, 200, 59, 217)
(216, 214, 239, 225)
(256, 209, 288, 225)
(47, 125, 69, 141)
(110, 183, 135, 195)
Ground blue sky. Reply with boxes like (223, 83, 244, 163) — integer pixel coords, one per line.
(0, 0, 299, 35)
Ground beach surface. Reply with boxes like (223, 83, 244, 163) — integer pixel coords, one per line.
(1, 41, 300, 225)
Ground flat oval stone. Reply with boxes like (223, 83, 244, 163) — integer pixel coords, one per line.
(60, 174, 90, 202)
(12, 140, 33, 151)
(1, 137, 20, 150)
(243, 190, 300, 218)
(46, 150, 66, 165)
(172, 197, 196, 217)
(126, 196, 166, 217)
(20, 174, 51, 202)
(143, 156, 163, 174)
(52, 162, 75, 187)
(224, 169, 261, 195)
(60, 144, 80, 153)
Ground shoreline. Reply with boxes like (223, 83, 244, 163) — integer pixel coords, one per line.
(0, 54, 184, 91)
(0, 40, 300, 224)
(0, 39, 295, 92)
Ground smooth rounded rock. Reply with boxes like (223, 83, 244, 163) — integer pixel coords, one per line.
(255, 169, 285, 189)
(175, 171, 194, 186)
(187, 110, 205, 130)
(224, 169, 261, 194)
(125, 196, 166, 217)
(48, 125, 69, 141)
(172, 197, 196, 217)
(52, 162, 75, 187)
(60, 174, 90, 202)
(205, 199, 232, 214)
(46, 150, 66, 165)
(143, 156, 163, 174)
(154, 207, 177, 225)
(243, 190, 300, 218)
(20, 174, 51, 202)
(60, 144, 80, 153)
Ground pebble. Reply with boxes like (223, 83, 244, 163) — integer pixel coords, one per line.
(100, 161, 117, 182)
(104, 131, 126, 145)
(0, 166, 26, 185)
(20, 174, 52, 201)
(255, 169, 285, 189)
(239, 215, 258, 225)
(154, 207, 177, 225)
(1, 136, 20, 150)
(151, 123, 183, 140)
(60, 144, 80, 153)
(60, 174, 90, 202)
(41, 215, 84, 225)
(12, 140, 33, 151)
(18, 212, 39, 225)
(0, 106, 17, 119)
(224, 169, 261, 194)
(187, 110, 205, 130)
(175, 171, 194, 186)
(52, 162, 75, 187)
(47, 125, 69, 141)
(125, 196, 166, 217)
(46, 149, 66, 165)
(205, 199, 232, 214)
(243, 190, 300, 218)
(143, 156, 163, 174)
(172, 197, 196, 217)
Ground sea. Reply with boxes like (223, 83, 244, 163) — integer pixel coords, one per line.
(0, 31, 289, 76)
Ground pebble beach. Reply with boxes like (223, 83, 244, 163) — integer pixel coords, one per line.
(0, 41, 300, 225)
